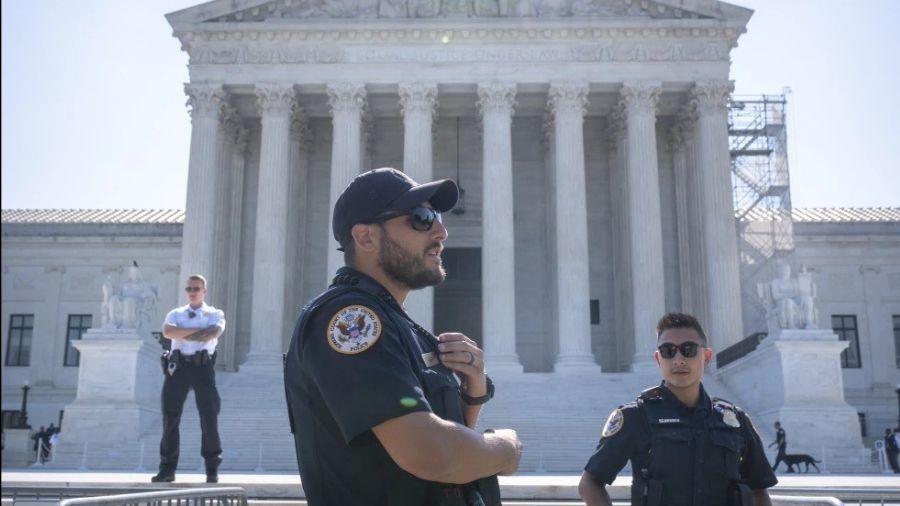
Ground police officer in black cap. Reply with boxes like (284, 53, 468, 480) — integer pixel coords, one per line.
(579, 312, 776, 506)
(284, 168, 522, 506)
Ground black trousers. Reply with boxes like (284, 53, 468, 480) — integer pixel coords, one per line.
(888, 449, 900, 473)
(771, 447, 787, 471)
(158, 360, 222, 473)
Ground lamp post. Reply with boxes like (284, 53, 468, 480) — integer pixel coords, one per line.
(19, 380, 30, 428)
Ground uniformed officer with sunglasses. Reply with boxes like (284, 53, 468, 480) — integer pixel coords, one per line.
(578, 312, 776, 506)
(152, 274, 225, 484)
(284, 168, 522, 506)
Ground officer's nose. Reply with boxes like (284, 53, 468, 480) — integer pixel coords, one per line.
(431, 218, 448, 242)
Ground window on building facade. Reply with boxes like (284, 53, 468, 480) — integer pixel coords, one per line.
(857, 412, 867, 438)
(5, 314, 34, 367)
(831, 314, 861, 369)
(590, 299, 600, 325)
(893, 315, 900, 368)
(64, 314, 92, 367)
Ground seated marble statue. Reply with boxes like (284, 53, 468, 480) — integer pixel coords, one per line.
(101, 263, 158, 330)
(758, 261, 819, 331)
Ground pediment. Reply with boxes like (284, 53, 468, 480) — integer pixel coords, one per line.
(168, 0, 751, 25)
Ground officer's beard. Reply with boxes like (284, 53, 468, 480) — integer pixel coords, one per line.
(378, 230, 446, 290)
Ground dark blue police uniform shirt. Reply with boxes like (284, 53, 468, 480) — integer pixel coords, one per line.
(285, 267, 463, 506)
(584, 382, 776, 492)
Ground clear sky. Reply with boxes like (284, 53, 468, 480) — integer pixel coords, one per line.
(2, 0, 898, 210)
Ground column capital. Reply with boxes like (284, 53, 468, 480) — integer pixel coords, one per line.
(326, 82, 367, 115)
(255, 83, 296, 117)
(476, 82, 517, 117)
(399, 82, 439, 117)
(691, 80, 734, 115)
(620, 80, 661, 116)
(548, 81, 589, 117)
(290, 102, 312, 153)
(184, 82, 226, 119)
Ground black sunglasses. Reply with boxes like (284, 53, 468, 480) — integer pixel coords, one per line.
(657, 342, 705, 359)
(374, 206, 442, 232)
(185, 286, 203, 293)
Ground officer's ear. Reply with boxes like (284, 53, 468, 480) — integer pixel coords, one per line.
(703, 347, 713, 367)
(654, 350, 661, 366)
(351, 224, 378, 253)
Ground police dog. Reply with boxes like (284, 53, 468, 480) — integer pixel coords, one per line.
(784, 454, 821, 473)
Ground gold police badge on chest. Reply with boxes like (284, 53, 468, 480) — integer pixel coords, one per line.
(326, 305, 382, 355)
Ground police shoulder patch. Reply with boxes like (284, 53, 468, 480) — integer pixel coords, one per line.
(326, 305, 382, 355)
(601, 408, 625, 438)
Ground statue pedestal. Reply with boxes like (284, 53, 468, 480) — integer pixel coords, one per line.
(716, 329, 864, 463)
(62, 328, 162, 444)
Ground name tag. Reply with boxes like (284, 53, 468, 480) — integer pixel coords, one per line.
(658, 418, 681, 424)
(422, 352, 440, 368)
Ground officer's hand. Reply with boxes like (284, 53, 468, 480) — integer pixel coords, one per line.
(487, 428, 523, 475)
(437, 333, 486, 393)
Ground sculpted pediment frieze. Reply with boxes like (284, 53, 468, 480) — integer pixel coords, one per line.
(168, 0, 738, 24)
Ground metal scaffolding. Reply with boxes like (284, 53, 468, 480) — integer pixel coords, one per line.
(729, 92, 794, 336)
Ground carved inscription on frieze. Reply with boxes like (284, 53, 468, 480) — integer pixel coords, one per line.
(188, 40, 728, 65)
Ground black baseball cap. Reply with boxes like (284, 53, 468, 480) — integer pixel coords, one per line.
(332, 167, 459, 250)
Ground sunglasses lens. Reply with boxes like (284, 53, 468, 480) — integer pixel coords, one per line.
(658, 344, 677, 359)
(409, 207, 439, 232)
(185, 287, 200, 293)
(680, 342, 698, 358)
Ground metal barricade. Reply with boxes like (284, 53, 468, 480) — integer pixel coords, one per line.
(58, 487, 248, 506)
(770, 496, 843, 506)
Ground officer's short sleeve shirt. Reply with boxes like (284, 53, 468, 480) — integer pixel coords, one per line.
(305, 295, 432, 444)
(164, 303, 223, 355)
(584, 404, 644, 485)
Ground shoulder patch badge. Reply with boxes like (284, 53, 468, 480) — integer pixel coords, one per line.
(326, 305, 382, 355)
(601, 408, 625, 438)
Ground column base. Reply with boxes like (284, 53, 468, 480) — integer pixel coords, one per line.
(554, 355, 602, 375)
(240, 352, 284, 375)
(629, 355, 658, 372)
(486, 360, 524, 377)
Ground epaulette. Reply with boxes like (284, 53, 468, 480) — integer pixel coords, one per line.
(638, 386, 664, 402)
(712, 397, 744, 413)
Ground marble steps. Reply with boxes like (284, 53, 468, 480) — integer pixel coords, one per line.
(44, 367, 804, 473)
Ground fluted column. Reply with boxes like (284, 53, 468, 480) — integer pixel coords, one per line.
(621, 81, 665, 370)
(693, 80, 743, 349)
(606, 103, 633, 370)
(670, 115, 692, 312)
(180, 83, 225, 282)
(218, 108, 248, 371)
(326, 83, 367, 280)
(399, 83, 439, 330)
(675, 103, 707, 328)
(247, 83, 295, 366)
(285, 104, 312, 347)
(549, 81, 599, 372)
(477, 82, 522, 372)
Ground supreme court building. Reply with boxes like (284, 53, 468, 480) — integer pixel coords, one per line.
(3, 0, 899, 472)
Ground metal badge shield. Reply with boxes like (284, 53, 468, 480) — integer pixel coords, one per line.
(720, 409, 741, 428)
(601, 408, 624, 438)
(326, 305, 382, 355)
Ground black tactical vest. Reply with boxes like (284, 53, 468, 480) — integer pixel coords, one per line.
(631, 388, 745, 506)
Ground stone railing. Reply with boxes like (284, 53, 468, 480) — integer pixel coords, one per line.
(716, 331, 767, 368)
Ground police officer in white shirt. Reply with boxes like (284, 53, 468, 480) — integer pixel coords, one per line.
(152, 274, 226, 484)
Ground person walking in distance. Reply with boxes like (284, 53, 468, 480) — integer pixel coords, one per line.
(769, 421, 788, 472)
(152, 274, 225, 484)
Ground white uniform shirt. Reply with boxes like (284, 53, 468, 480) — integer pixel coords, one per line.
(164, 302, 224, 356)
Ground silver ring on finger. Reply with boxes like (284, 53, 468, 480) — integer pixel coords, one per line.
(466, 351, 475, 365)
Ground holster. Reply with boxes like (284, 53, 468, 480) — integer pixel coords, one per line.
(729, 482, 753, 506)
(630, 479, 663, 506)
(159, 352, 168, 375)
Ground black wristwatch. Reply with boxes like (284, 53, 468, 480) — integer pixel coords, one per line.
(460, 375, 494, 406)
